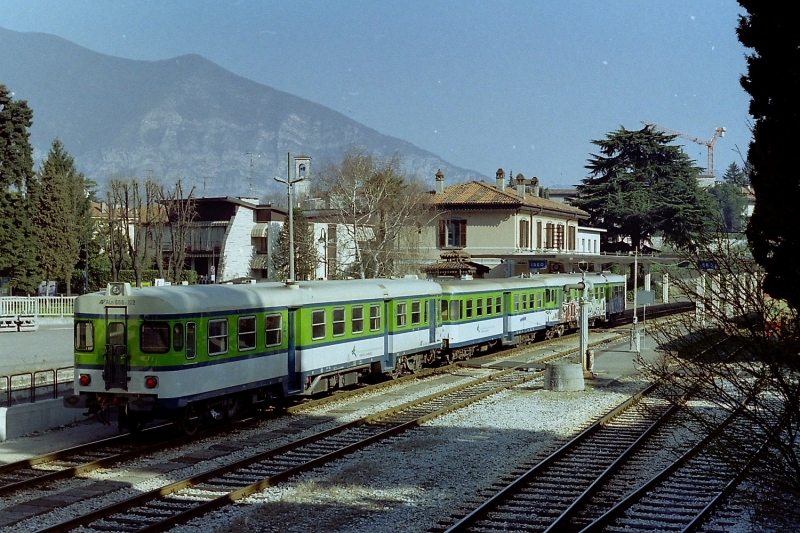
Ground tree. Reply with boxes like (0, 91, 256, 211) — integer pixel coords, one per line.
(318, 149, 428, 278)
(708, 181, 747, 233)
(161, 180, 197, 284)
(0, 84, 39, 294)
(644, 236, 800, 528)
(571, 126, 716, 252)
(33, 139, 95, 295)
(273, 207, 317, 281)
(738, 2, 800, 311)
(107, 177, 159, 287)
(723, 161, 749, 188)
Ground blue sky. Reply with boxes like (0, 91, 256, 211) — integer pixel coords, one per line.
(1, 0, 751, 188)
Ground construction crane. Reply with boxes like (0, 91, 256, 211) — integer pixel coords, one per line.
(641, 121, 726, 177)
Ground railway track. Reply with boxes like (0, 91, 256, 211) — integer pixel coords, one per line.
(440, 339, 763, 533)
(30, 365, 547, 533)
(439, 381, 689, 533)
(578, 402, 766, 533)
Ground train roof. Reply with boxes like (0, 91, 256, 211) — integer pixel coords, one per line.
(75, 278, 442, 317)
(435, 272, 625, 295)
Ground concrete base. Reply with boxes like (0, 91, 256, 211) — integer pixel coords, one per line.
(0, 399, 86, 441)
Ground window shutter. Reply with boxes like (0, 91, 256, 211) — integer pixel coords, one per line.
(438, 220, 446, 247)
(459, 220, 467, 247)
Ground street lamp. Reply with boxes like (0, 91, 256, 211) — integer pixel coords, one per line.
(274, 152, 304, 283)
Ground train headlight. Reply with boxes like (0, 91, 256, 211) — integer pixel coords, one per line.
(144, 376, 159, 389)
(78, 374, 91, 386)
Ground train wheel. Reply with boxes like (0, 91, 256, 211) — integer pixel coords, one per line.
(180, 404, 202, 435)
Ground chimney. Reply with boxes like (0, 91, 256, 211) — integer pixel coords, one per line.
(516, 173, 526, 198)
(530, 176, 540, 197)
(495, 168, 505, 190)
(435, 169, 444, 194)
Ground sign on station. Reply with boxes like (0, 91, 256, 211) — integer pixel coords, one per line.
(698, 260, 717, 271)
(528, 260, 547, 270)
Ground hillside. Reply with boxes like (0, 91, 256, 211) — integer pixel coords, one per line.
(0, 27, 487, 197)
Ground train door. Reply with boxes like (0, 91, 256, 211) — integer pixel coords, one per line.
(287, 308, 300, 391)
(502, 291, 511, 343)
(104, 306, 128, 390)
(428, 298, 437, 343)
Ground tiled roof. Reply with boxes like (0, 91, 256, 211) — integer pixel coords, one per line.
(428, 181, 588, 217)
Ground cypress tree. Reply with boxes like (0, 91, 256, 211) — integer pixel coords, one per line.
(0, 84, 39, 294)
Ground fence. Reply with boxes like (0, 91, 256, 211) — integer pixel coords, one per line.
(0, 367, 74, 407)
(0, 296, 76, 317)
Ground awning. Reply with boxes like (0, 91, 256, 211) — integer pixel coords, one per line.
(356, 226, 375, 241)
(251, 223, 270, 238)
(251, 255, 270, 269)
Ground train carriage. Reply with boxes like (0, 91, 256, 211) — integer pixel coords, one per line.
(67, 278, 442, 431)
(66, 272, 623, 432)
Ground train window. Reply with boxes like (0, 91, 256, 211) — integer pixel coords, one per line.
(186, 322, 196, 359)
(396, 302, 407, 327)
(536, 292, 543, 309)
(173, 323, 184, 352)
(208, 319, 228, 355)
(449, 299, 461, 321)
(476, 298, 483, 317)
(370, 305, 381, 331)
(74, 321, 94, 351)
(424, 300, 429, 323)
(108, 322, 125, 345)
(238, 316, 257, 351)
(265, 314, 282, 346)
(141, 322, 170, 353)
(495, 296, 502, 314)
(312, 309, 326, 340)
(465, 299, 473, 318)
(522, 294, 528, 310)
(441, 300, 448, 320)
(411, 301, 421, 325)
(333, 308, 346, 336)
(352, 306, 364, 334)
(513, 294, 520, 312)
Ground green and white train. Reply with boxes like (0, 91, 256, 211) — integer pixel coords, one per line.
(65, 273, 625, 432)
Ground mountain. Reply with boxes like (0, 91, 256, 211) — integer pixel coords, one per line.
(0, 27, 487, 198)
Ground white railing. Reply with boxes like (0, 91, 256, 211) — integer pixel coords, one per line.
(1, 296, 76, 317)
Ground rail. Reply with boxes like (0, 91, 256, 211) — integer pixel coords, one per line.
(0, 367, 74, 408)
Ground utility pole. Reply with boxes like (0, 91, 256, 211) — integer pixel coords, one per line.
(274, 152, 304, 283)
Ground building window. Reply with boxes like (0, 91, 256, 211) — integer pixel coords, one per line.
(519, 219, 530, 249)
(557, 224, 565, 250)
(536, 221, 542, 249)
(568, 226, 576, 250)
(438, 219, 467, 248)
(545, 223, 554, 248)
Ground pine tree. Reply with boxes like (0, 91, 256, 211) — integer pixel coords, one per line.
(0, 84, 39, 294)
(722, 161, 749, 188)
(571, 125, 715, 252)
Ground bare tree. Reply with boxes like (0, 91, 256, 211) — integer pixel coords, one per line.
(163, 180, 197, 283)
(642, 233, 799, 526)
(109, 177, 159, 287)
(103, 186, 127, 282)
(318, 149, 429, 278)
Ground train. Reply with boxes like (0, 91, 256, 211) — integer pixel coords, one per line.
(64, 272, 626, 432)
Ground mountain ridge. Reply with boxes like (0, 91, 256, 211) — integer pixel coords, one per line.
(0, 26, 488, 198)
